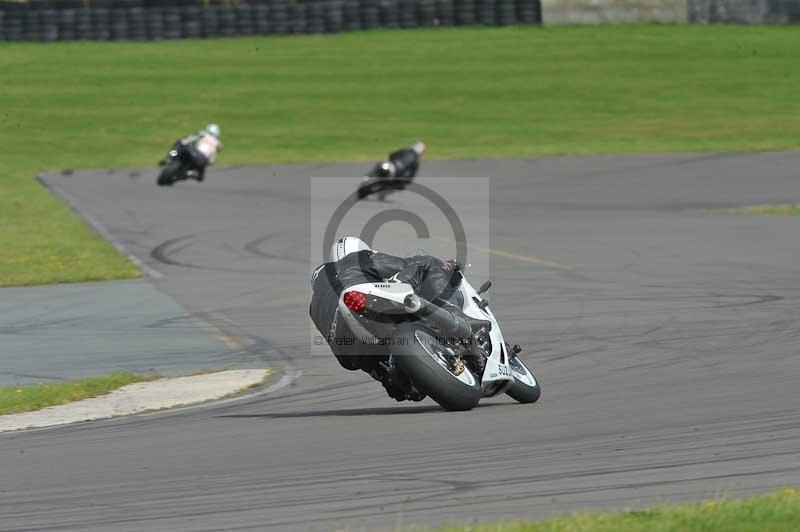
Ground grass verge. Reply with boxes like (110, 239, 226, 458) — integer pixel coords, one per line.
(428, 489, 800, 532)
(0, 372, 156, 415)
(712, 204, 800, 216)
(2, 26, 800, 285)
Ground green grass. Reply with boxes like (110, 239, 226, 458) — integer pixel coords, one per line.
(713, 204, 800, 215)
(428, 489, 800, 532)
(0, 372, 156, 415)
(2, 25, 800, 285)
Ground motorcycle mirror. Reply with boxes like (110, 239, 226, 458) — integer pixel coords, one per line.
(477, 281, 492, 295)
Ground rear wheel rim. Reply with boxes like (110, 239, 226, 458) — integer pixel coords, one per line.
(414, 330, 476, 386)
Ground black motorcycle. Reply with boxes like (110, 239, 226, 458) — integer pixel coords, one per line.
(157, 143, 201, 186)
(357, 162, 413, 201)
(357, 143, 424, 201)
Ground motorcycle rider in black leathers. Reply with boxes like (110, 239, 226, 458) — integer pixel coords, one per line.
(360, 141, 426, 200)
(309, 236, 489, 401)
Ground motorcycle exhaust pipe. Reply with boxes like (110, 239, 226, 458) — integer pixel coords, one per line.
(404, 294, 473, 341)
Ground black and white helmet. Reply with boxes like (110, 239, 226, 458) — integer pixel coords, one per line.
(376, 161, 395, 178)
(205, 124, 221, 138)
(329, 236, 372, 263)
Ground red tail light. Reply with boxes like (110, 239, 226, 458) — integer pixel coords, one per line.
(343, 291, 368, 312)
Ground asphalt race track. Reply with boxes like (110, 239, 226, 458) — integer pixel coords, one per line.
(3, 152, 800, 531)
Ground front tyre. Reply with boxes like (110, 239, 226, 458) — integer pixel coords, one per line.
(506, 355, 541, 404)
(392, 326, 482, 411)
(357, 178, 381, 200)
(157, 160, 181, 186)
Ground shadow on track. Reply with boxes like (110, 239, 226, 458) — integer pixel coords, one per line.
(219, 401, 517, 419)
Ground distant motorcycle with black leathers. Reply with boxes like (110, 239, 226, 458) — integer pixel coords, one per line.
(357, 142, 426, 201)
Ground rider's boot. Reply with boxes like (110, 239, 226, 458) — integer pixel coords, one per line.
(372, 358, 425, 402)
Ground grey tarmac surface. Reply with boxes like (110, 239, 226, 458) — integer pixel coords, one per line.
(0, 280, 234, 387)
(2, 152, 799, 531)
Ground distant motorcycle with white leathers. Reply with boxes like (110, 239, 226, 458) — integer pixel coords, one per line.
(339, 261, 541, 411)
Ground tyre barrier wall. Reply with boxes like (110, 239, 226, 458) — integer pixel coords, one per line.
(0, 0, 542, 42)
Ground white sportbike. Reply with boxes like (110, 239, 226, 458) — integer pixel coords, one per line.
(338, 271, 541, 411)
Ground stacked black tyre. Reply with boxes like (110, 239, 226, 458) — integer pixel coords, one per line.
(182, 6, 202, 40)
(454, 0, 476, 25)
(253, 3, 271, 36)
(477, 0, 496, 25)
(146, 8, 164, 40)
(217, 5, 236, 38)
(22, 10, 39, 41)
(324, 1, 344, 34)
(128, 7, 147, 40)
(271, 2, 289, 35)
(235, 4, 255, 37)
(343, 0, 362, 32)
(5, 11, 22, 42)
(361, 0, 381, 30)
(162, 7, 180, 39)
(288, 2, 306, 35)
(379, 0, 399, 29)
(110, 8, 129, 41)
(496, 0, 516, 25)
(418, 0, 437, 27)
(436, 0, 455, 26)
(40, 9, 59, 42)
(398, 0, 417, 28)
(307, 2, 325, 34)
(75, 8, 93, 40)
(516, 0, 541, 24)
(60, 9, 77, 41)
(0, 0, 543, 42)
(92, 8, 110, 41)
(199, 6, 217, 38)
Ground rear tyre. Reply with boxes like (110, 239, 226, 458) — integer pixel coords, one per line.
(506, 355, 541, 404)
(393, 326, 482, 411)
(157, 160, 181, 186)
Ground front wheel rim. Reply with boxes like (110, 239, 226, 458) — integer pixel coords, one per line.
(509, 356, 537, 388)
